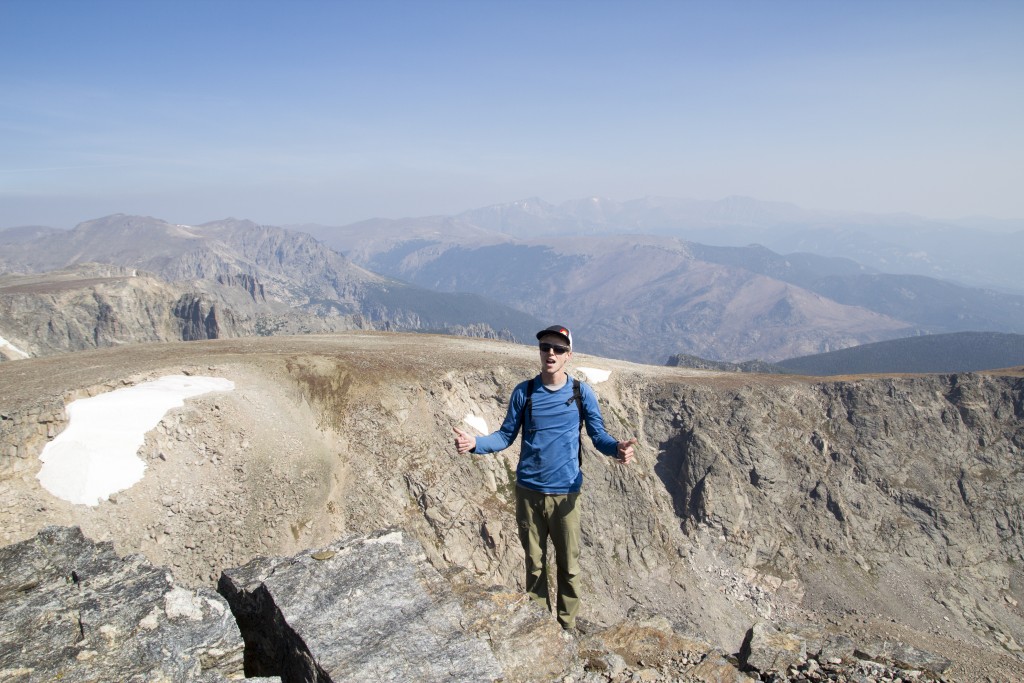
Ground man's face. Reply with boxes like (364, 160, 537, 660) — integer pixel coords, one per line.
(538, 334, 572, 376)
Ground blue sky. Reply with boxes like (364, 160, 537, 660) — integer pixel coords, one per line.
(1, 0, 1022, 228)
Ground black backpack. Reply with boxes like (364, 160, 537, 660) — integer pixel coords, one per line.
(518, 375, 586, 468)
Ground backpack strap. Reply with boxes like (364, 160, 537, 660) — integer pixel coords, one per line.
(571, 378, 584, 467)
(519, 375, 586, 469)
(518, 375, 538, 443)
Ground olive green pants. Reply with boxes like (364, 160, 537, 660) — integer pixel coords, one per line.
(515, 485, 581, 629)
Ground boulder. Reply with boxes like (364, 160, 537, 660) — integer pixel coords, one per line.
(452, 578, 578, 681)
(739, 621, 806, 674)
(218, 528, 504, 682)
(818, 633, 856, 664)
(854, 637, 952, 675)
(0, 526, 244, 682)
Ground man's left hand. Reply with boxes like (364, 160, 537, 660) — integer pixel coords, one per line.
(616, 437, 637, 464)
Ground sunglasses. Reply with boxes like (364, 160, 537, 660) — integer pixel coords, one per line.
(539, 342, 570, 355)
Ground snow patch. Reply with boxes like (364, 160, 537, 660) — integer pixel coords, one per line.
(0, 334, 31, 360)
(463, 413, 488, 434)
(36, 375, 235, 507)
(578, 367, 611, 383)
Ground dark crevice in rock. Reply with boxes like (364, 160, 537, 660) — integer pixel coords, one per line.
(825, 490, 846, 525)
(653, 433, 690, 523)
(217, 574, 331, 683)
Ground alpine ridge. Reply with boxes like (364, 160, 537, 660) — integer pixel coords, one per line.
(1, 333, 1021, 680)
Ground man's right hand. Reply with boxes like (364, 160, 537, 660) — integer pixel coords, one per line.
(453, 426, 476, 454)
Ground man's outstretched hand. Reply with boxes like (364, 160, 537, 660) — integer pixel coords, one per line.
(617, 437, 637, 464)
(453, 426, 476, 454)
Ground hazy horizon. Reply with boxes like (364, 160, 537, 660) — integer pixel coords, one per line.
(4, 193, 1024, 234)
(2, 0, 1022, 229)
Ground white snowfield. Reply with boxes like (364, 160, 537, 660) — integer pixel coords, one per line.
(578, 367, 611, 383)
(37, 375, 235, 507)
(0, 334, 31, 360)
(463, 413, 488, 435)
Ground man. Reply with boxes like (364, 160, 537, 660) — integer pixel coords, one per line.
(453, 325, 635, 632)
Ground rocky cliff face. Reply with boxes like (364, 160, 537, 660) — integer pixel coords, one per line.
(0, 266, 251, 357)
(0, 265, 371, 359)
(0, 335, 1021, 680)
(653, 373, 1024, 642)
(0, 215, 544, 353)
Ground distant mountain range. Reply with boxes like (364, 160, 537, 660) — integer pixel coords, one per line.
(2, 196, 1022, 369)
(776, 331, 1024, 376)
(0, 215, 543, 359)
(298, 198, 1024, 363)
(686, 244, 1024, 334)
(310, 196, 1022, 294)
(669, 332, 1024, 376)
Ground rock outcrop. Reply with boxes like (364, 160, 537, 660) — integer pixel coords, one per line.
(0, 526, 244, 682)
(218, 528, 505, 682)
(1, 525, 964, 683)
(0, 265, 370, 359)
(0, 266, 256, 357)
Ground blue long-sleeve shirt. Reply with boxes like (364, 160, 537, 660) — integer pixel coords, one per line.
(472, 376, 620, 494)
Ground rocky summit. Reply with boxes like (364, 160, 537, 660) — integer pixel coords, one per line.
(0, 525, 964, 683)
(0, 333, 1022, 681)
